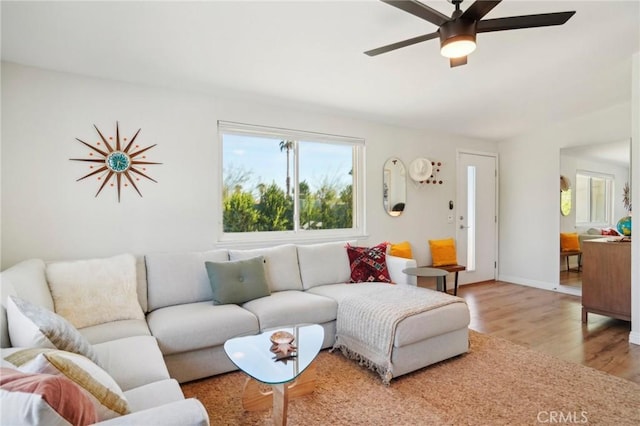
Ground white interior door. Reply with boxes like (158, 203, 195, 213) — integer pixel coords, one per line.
(456, 151, 497, 284)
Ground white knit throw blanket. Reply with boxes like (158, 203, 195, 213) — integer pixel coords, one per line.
(332, 286, 465, 385)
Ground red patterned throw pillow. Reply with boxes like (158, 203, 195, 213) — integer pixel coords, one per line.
(346, 243, 392, 283)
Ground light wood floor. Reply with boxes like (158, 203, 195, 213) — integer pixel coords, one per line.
(455, 281, 640, 385)
(559, 269, 582, 287)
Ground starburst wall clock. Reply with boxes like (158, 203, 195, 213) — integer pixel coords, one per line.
(70, 122, 161, 202)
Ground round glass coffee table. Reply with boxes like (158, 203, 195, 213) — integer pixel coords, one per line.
(403, 267, 448, 293)
(224, 324, 324, 426)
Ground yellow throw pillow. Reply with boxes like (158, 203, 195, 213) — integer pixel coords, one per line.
(390, 241, 413, 259)
(560, 233, 580, 252)
(429, 238, 457, 267)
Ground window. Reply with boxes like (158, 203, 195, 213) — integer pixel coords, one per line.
(218, 121, 364, 242)
(575, 171, 614, 226)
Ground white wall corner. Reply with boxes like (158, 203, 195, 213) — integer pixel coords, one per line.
(631, 52, 639, 346)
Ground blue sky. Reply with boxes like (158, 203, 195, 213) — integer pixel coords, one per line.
(223, 134, 352, 193)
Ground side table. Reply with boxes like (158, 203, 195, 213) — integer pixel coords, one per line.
(425, 264, 466, 295)
(403, 267, 448, 293)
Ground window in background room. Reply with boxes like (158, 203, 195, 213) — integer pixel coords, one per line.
(575, 171, 614, 226)
(219, 121, 364, 242)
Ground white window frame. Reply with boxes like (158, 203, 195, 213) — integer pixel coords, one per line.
(217, 120, 366, 244)
(575, 170, 614, 227)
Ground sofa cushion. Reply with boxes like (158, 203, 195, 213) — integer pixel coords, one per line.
(80, 319, 151, 345)
(229, 244, 303, 291)
(346, 242, 392, 283)
(205, 257, 271, 305)
(309, 284, 470, 347)
(145, 250, 229, 311)
(0, 259, 53, 311)
(122, 379, 185, 412)
(2, 259, 52, 349)
(0, 367, 98, 426)
(1, 276, 18, 348)
(92, 336, 170, 392)
(297, 242, 351, 290)
(307, 282, 397, 304)
(46, 254, 144, 329)
(242, 291, 337, 330)
(4, 348, 130, 421)
(6, 296, 101, 365)
(134, 256, 148, 313)
(146, 301, 259, 356)
(393, 301, 470, 347)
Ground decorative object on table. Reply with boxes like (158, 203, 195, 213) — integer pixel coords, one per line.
(270, 331, 296, 359)
(70, 122, 161, 202)
(616, 215, 631, 237)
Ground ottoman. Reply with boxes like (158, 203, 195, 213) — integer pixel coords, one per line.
(331, 285, 470, 383)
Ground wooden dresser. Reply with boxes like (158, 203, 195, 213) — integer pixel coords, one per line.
(581, 238, 631, 322)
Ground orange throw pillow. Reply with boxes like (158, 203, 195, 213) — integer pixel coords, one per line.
(429, 238, 457, 267)
(390, 241, 413, 259)
(560, 233, 580, 252)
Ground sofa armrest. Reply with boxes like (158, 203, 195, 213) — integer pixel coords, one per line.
(386, 254, 417, 286)
(94, 398, 209, 426)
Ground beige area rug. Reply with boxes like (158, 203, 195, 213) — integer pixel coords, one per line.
(182, 331, 640, 425)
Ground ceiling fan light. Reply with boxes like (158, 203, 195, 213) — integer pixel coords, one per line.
(441, 35, 476, 58)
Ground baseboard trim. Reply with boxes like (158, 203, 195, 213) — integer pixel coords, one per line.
(497, 274, 583, 296)
(629, 330, 640, 346)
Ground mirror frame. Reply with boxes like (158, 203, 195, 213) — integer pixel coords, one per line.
(560, 175, 572, 216)
(383, 157, 406, 217)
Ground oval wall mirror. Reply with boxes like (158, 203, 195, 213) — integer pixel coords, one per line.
(383, 157, 406, 217)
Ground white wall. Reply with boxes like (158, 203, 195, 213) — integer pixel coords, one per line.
(498, 101, 632, 291)
(630, 53, 639, 345)
(1, 62, 496, 269)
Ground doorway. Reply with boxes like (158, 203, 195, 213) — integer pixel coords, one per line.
(559, 140, 631, 293)
(456, 151, 498, 285)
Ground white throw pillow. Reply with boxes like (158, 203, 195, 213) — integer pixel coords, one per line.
(6, 296, 100, 365)
(297, 241, 352, 289)
(4, 348, 130, 422)
(229, 244, 303, 292)
(46, 254, 144, 329)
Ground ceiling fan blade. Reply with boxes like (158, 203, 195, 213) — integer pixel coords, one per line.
(477, 11, 575, 33)
(450, 56, 467, 67)
(365, 32, 439, 56)
(381, 0, 449, 27)
(461, 1, 502, 22)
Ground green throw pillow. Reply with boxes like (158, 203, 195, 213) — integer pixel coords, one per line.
(205, 256, 271, 305)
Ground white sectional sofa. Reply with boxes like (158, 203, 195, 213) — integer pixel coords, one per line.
(1, 241, 470, 424)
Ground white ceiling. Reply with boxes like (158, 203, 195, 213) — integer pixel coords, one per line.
(1, 0, 639, 143)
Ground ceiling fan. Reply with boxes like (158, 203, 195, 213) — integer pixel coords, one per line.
(365, 0, 576, 67)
